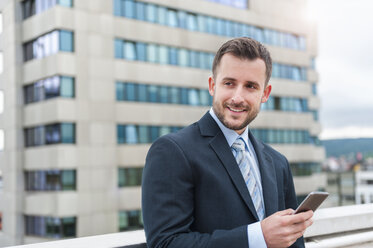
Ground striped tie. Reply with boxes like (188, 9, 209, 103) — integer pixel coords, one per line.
(232, 138, 265, 220)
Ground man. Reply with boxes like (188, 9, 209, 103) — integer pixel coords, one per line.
(142, 37, 313, 248)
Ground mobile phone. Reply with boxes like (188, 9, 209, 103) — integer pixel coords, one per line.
(293, 191, 329, 214)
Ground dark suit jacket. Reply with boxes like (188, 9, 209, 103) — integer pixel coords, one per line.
(142, 113, 304, 248)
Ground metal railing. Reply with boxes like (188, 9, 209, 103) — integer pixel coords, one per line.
(7, 204, 373, 248)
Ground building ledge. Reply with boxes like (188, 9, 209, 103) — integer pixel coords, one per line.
(6, 204, 373, 248)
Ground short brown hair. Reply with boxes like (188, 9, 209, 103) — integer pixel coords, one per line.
(212, 37, 272, 84)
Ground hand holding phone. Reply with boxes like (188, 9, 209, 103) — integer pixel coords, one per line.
(293, 191, 329, 214)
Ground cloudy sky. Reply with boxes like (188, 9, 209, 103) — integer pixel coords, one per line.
(308, 0, 373, 139)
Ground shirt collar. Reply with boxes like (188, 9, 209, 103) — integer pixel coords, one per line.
(209, 108, 249, 149)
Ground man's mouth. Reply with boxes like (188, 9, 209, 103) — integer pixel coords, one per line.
(227, 106, 247, 113)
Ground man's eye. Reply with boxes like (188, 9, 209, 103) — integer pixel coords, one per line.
(224, 82, 232, 86)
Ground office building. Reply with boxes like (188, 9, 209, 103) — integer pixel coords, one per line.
(0, 0, 325, 245)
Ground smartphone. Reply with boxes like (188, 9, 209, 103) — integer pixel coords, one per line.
(293, 191, 329, 214)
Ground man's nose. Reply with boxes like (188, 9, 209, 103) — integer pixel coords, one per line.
(231, 88, 244, 104)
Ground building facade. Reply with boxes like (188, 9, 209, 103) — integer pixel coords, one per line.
(0, 0, 325, 245)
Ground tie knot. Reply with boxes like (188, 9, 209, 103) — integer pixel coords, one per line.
(232, 138, 245, 152)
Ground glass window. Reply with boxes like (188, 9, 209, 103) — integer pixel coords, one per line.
(170, 87, 180, 104)
(137, 84, 148, 102)
(114, 39, 124, 59)
(178, 10, 187, 29)
(159, 45, 169, 64)
(225, 20, 234, 37)
(59, 30, 74, 52)
(150, 126, 159, 142)
(200, 52, 210, 70)
(124, 0, 135, 18)
(301, 68, 307, 81)
(124, 41, 136, 60)
(180, 88, 188, 105)
(119, 210, 143, 231)
(312, 84, 317, 95)
(46, 124, 60, 144)
(157, 6, 167, 25)
(117, 125, 125, 144)
(168, 47, 178, 65)
(167, 9, 178, 27)
(32, 81, 44, 102)
(199, 90, 210, 106)
(62, 170, 76, 190)
(159, 86, 169, 103)
(34, 126, 45, 146)
(189, 51, 199, 68)
(216, 19, 225, 36)
(299, 36, 306, 50)
(44, 76, 60, 99)
(197, 15, 207, 32)
(125, 125, 138, 144)
(159, 126, 171, 136)
(146, 44, 158, 63)
(60, 76, 74, 98)
(186, 13, 197, 31)
(135, 42, 146, 61)
(178, 49, 189, 67)
(118, 168, 143, 187)
(113, 0, 121, 16)
(58, 0, 73, 7)
(61, 123, 75, 143)
(188, 89, 199, 106)
(263, 29, 272, 45)
(206, 16, 215, 34)
(125, 83, 137, 101)
(301, 99, 308, 112)
(148, 85, 158, 102)
(253, 27, 264, 43)
(24, 41, 33, 61)
(145, 4, 157, 23)
(138, 125, 149, 143)
(25, 215, 76, 238)
(116, 82, 125, 101)
(291, 67, 301, 81)
(135, 1, 146, 20)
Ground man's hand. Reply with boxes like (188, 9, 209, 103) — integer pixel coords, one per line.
(261, 209, 313, 248)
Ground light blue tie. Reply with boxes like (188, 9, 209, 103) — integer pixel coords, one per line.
(232, 138, 265, 220)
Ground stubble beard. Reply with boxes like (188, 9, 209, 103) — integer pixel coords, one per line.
(213, 99, 259, 131)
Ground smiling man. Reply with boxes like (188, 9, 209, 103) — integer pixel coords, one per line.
(142, 37, 313, 248)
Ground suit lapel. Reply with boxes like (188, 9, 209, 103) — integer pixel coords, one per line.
(249, 132, 279, 217)
(198, 113, 259, 221)
(210, 133, 260, 221)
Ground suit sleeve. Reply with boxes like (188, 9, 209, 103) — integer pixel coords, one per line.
(283, 156, 305, 248)
(142, 136, 248, 248)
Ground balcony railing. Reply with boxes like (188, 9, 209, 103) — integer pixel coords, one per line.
(8, 204, 373, 248)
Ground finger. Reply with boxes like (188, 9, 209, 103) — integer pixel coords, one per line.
(277, 208, 295, 216)
(289, 230, 305, 243)
(298, 210, 314, 221)
(291, 218, 313, 234)
(288, 210, 313, 224)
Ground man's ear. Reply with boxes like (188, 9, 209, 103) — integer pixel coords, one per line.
(261, 84, 272, 103)
(208, 76, 215, 97)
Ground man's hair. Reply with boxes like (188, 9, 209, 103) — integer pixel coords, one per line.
(212, 37, 272, 84)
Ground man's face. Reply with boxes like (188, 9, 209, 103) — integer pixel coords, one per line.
(209, 53, 272, 134)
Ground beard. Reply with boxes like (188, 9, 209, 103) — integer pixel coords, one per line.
(213, 99, 260, 131)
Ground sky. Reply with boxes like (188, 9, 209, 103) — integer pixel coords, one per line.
(307, 0, 373, 139)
